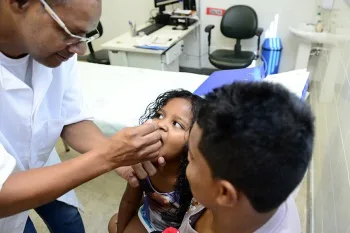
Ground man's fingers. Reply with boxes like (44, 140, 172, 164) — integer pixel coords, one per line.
(128, 176, 140, 188)
(137, 141, 162, 160)
(145, 119, 153, 124)
(158, 156, 166, 172)
(158, 157, 166, 166)
(132, 163, 148, 180)
(133, 122, 159, 136)
(114, 166, 131, 179)
(115, 166, 140, 188)
(141, 130, 161, 146)
(142, 161, 157, 177)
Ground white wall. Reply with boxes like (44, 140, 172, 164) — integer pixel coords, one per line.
(199, 0, 318, 72)
(311, 1, 350, 232)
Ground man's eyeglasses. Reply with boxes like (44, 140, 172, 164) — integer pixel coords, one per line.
(40, 0, 100, 44)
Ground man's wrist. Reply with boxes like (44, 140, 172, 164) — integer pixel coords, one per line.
(91, 142, 119, 172)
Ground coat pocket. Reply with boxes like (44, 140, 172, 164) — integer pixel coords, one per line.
(29, 118, 65, 169)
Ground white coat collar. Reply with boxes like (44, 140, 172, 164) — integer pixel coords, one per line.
(0, 64, 28, 90)
(0, 56, 54, 112)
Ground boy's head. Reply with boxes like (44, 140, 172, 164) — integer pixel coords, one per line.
(186, 82, 314, 213)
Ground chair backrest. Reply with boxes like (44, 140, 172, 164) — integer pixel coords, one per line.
(87, 21, 103, 55)
(97, 21, 103, 37)
(221, 5, 258, 40)
(87, 21, 103, 38)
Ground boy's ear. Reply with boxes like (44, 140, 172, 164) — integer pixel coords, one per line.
(214, 180, 238, 208)
(8, 0, 31, 13)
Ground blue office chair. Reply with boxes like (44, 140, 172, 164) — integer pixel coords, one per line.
(205, 5, 263, 70)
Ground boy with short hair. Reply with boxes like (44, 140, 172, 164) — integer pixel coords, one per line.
(181, 82, 314, 233)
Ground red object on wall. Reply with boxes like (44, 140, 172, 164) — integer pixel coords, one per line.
(206, 7, 226, 16)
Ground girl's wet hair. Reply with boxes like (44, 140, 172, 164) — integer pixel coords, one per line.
(139, 89, 202, 219)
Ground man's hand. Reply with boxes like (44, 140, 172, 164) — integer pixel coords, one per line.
(115, 157, 166, 188)
(97, 122, 162, 169)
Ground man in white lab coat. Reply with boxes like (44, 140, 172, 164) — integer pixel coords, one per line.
(0, 0, 163, 232)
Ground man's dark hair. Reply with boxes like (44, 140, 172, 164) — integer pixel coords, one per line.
(197, 82, 314, 213)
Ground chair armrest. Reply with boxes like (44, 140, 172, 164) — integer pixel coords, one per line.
(205, 25, 215, 33)
(256, 27, 264, 37)
(205, 25, 215, 54)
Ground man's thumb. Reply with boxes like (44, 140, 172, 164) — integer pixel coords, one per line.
(128, 173, 139, 188)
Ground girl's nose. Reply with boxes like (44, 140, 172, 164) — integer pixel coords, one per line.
(158, 120, 169, 132)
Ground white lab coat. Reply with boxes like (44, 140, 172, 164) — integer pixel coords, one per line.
(0, 55, 92, 233)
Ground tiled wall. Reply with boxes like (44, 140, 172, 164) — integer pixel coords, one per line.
(311, 1, 350, 232)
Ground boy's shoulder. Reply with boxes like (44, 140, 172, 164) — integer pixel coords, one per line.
(255, 197, 302, 233)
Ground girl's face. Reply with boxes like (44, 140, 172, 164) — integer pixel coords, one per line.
(152, 98, 193, 161)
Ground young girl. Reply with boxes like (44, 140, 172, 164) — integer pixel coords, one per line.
(109, 89, 202, 233)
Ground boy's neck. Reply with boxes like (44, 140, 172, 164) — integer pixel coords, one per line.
(211, 206, 277, 233)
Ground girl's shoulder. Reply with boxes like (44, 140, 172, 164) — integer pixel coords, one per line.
(178, 200, 206, 233)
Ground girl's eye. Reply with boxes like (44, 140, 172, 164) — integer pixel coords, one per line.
(154, 113, 164, 119)
(174, 122, 184, 129)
